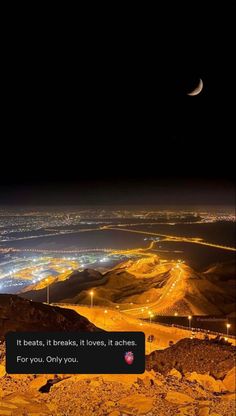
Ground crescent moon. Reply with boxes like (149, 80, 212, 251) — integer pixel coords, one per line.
(187, 78, 203, 96)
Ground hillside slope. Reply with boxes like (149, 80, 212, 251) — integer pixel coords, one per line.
(21, 258, 236, 316)
(0, 294, 101, 340)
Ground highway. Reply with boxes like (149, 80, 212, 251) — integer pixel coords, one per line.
(1, 222, 235, 254)
(53, 303, 236, 350)
(0, 247, 113, 254)
(102, 225, 236, 252)
(121, 263, 185, 316)
(0, 240, 156, 256)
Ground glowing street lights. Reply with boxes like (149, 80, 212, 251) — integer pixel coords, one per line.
(148, 311, 154, 324)
(89, 290, 94, 308)
(226, 323, 231, 337)
(188, 315, 192, 330)
(45, 278, 50, 304)
(104, 309, 108, 326)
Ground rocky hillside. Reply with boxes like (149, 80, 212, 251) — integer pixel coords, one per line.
(20, 265, 171, 305)
(0, 338, 235, 415)
(146, 337, 236, 379)
(0, 294, 101, 340)
(20, 257, 236, 315)
(20, 269, 107, 303)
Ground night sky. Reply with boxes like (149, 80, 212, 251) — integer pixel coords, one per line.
(1, 8, 234, 205)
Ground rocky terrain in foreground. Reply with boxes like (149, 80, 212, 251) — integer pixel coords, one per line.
(146, 337, 236, 379)
(0, 294, 101, 341)
(0, 294, 235, 415)
(0, 337, 235, 416)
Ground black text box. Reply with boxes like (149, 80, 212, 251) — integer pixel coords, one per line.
(6, 332, 145, 374)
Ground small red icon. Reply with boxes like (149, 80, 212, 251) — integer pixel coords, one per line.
(124, 351, 134, 365)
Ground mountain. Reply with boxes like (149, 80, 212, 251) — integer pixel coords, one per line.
(20, 265, 171, 305)
(20, 258, 236, 316)
(20, 269, 107, 303)
(0, 294, 101, 340)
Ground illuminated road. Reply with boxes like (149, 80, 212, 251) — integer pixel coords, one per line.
(122, 263, 185, 316)
(0, 240, 156, 257)
(53, 303, 195, 351)
(54, 303, 236, 350)
(102, 225, 236, 252)
(0, 227, 103, 243)
(1, 222, 235, 254)
(0, 247, 113, 254)
(110, 240, 157, 257)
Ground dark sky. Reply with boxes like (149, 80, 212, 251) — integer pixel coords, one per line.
(1, 7, 235, 206)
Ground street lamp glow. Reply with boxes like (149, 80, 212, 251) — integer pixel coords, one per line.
(149, 312, 154, 324)
(45, 278, 49, 304)
(188, 315, 192, 330)
(89, 290, 94, 308)
(104, 309, 108, 326)
(226, 323, 231, 336)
